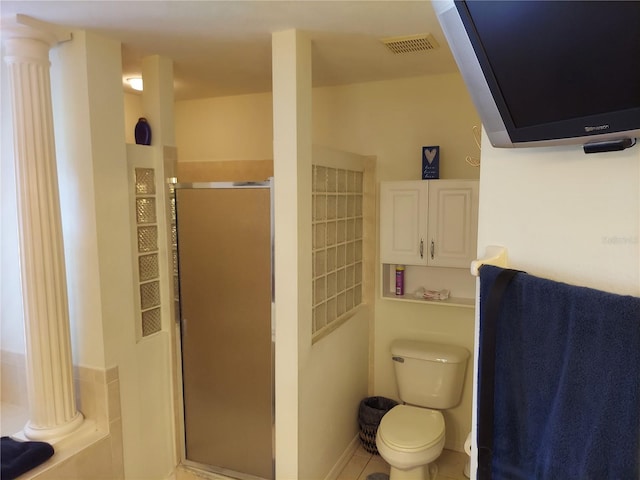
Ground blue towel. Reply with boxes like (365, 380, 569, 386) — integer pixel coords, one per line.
(0, 436, 54, 479)
(479, 265, 640, 480)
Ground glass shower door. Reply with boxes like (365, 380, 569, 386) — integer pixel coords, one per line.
(175, 182, 273, 480)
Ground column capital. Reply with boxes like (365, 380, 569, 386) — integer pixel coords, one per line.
(1, 14, 71, 50)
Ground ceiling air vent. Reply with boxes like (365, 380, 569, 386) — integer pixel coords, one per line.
(381, 33, 439, 54)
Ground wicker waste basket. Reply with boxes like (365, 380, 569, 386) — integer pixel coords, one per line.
(358, 396, 398, 454)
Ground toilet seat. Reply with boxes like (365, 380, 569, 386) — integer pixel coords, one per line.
(378, 405, 445, 452)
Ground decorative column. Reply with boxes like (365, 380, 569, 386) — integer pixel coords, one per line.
(2, 15, 83, 441)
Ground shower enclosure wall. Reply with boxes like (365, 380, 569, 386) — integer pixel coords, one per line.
(174, 181, 274, 480)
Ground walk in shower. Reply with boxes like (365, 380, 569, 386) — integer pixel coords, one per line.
(174, 181, 274, 480)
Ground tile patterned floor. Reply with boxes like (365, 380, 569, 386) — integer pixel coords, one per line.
(337, 444, 469, 480)
(174, 443, 469, 480)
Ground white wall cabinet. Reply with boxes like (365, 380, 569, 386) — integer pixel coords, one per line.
(380, 180, 479, 268)
(379, 180, 479, 306)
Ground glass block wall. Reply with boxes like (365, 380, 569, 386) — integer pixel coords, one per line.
(312, 166, 363, 338)
(169, 183, 179, 325)
(134, 168, 162, 337)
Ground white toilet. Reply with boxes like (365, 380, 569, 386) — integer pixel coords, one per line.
(376, 340, 469, 480)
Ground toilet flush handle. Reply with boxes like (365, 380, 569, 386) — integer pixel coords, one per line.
(392, 356, 405, 363)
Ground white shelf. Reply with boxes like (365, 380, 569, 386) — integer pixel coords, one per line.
(381, 290, 474, 308)
(381, 263, 476, 309)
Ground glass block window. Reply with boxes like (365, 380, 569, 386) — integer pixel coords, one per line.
(136, 198, 157, 224)
(134, 168, 161, 337)
(142, 308, 162, 337)
(138, 254, 159, 281)
(135, 168, 156, 195)
(312, 166, 363, 338)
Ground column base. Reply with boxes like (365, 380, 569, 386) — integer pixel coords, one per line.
(24, 411, 84, 442)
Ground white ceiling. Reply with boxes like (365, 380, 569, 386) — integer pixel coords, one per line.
(1, 1, 460, 101)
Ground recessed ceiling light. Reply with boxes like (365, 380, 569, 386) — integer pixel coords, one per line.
(127, 77, 143, 91)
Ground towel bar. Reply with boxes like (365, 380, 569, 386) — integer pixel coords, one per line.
(471, 246, 508, 276)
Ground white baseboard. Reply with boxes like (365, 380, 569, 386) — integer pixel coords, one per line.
(324, 435, 361, 480)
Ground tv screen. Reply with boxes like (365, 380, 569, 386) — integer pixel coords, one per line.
(435, 0, 640, 151)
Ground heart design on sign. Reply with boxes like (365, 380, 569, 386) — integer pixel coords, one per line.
(424, 148, 437, 164)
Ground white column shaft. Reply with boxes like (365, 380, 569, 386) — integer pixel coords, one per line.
(4, 34, 83, 441)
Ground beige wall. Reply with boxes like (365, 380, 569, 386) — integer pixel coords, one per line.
(174, 73, 481, 181)
(0, 40, 25, 355)
(51, 29, 117, 369)
(175, 91, 274, 162)
(124, 92, 143, 145)
(313, 74, 481, 182)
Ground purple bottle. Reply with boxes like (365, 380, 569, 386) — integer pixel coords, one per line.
(135, 117, 152, 145)
(395, 265, 405, 296)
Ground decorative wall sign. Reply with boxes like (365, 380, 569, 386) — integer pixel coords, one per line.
(422, 146, 440, 179)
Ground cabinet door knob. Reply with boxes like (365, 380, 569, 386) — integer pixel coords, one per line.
(420, 239, 424, 259)
(431, 240, 435, 259)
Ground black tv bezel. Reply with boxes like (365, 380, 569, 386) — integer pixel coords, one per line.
(436, 0, 640, 149)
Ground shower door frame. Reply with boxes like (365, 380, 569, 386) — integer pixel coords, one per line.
(173, 180, 274, 480)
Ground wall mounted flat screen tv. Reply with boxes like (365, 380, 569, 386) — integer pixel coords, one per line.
(434, 1, 640, 151)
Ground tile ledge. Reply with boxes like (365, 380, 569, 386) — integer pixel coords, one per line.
(13, 420, 107, 479)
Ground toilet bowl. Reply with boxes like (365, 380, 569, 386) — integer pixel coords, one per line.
(374, 340, 469, 480)
(376, 405, 445, 480)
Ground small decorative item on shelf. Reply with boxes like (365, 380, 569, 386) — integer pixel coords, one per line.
(422, 145, 440, 179)
(135, 117, 152, 145)
(413, 287, 450, 301)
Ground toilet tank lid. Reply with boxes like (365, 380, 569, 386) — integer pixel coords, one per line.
(390, 340, 469, 363)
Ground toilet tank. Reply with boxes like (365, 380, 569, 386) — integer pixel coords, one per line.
(391, 339, 469, 409)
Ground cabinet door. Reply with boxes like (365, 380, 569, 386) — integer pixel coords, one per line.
(427, 180, 479, 268)
(380, 181, 428, 265)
